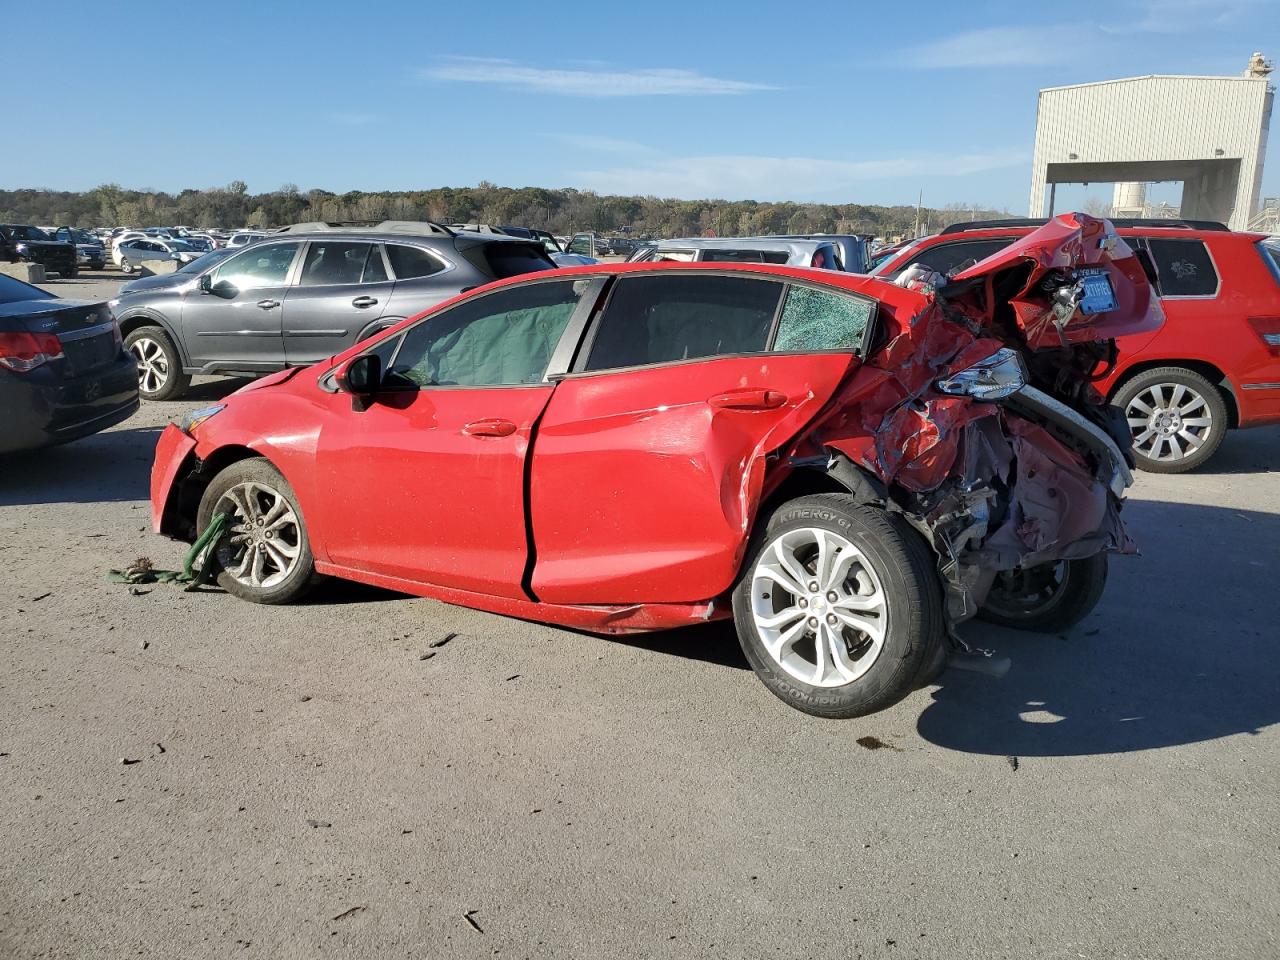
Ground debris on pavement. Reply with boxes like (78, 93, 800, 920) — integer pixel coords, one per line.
(331, 906, 365, 922)
(305, 819, 332, 829)
(31, 592, 51, 602)
(1007, 756, 1020, 771)
(417, 651, 437, 662)
(464, 910, 484, 933)
(856, 736, 903, 752)
(120, 757, 140, 765)
(429, 632, 458, 648)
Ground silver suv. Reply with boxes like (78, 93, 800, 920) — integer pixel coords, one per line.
(110, 221, 556, 400)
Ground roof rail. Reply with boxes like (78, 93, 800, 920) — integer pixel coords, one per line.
(447, 222, 507, 235)
(272, 219, 457, 237)
(940, 216, 1230, 235)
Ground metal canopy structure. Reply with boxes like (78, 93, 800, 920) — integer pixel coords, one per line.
(1028, 56, 1274, 231)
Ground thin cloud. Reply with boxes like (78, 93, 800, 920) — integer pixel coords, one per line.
(573, 151, 1028, 202)
(1102, 0, 1264, 34)
(420, 57, 776, 97)
(548, 133, 657, 155)
(896, 26, 1091, 68)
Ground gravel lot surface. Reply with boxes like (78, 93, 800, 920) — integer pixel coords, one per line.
(2, 272, 1278, 959)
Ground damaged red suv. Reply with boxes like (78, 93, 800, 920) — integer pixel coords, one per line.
(151, 214, 1161, 718)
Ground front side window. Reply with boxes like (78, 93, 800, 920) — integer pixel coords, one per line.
(652, 250, 697, 262)
(214, 242, 300, 289)
(1146, 238, 1219, 297)
(299, 241, 376, 286)
(385, 279, 588, 388)
(584, 274, 782, 371)
(385, 243, 445, 280)
(892, 238, 1014, 278)
(700, 249, 790, 264)
(773, 285, 874, 354)
(567, 236, 591, 256)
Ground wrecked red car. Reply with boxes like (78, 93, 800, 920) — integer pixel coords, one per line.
(150, 213, 1162, 718)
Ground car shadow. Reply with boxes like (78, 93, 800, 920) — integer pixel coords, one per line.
(0, 426, 162, 506)
(916, 499, 1280, 757)
(1185, 424, 1280, 476)
(179, 377, 254, 402)
(608, 619, 752, 671)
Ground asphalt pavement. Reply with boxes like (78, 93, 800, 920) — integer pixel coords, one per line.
(1, 271, 1277, 959)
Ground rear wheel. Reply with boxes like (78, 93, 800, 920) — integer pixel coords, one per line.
(1113, 367, 1227, 473)
(978, 555, 1107, 633)
(196, 458, 317, 604)
(124, 326, 190, 401)
(119, 257, 134, 274)
(732, 495, 944, 719)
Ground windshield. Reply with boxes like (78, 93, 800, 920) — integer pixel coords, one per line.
(73, 229, 98, 244)
(6, 225, 51, 241)
(178, 247, 238, 273)
(0, 273, 54, 304)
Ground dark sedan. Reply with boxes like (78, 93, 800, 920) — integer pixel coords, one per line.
(0, 273, 139, 454)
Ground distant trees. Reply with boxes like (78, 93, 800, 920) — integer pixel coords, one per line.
(0, 182, 1014, 238)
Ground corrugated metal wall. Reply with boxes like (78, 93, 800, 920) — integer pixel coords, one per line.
(1028, 75, 1273, 229)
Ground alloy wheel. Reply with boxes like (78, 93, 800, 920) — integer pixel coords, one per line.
(750, 527, 887, 688)
(1125, 382, 1213, 464)
(128, 336, 169, 394)
(213, 481, 302, 589)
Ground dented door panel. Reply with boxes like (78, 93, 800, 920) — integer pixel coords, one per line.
(529, 354, 856, 604)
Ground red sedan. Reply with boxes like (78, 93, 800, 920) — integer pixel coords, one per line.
(152, 214, 1161, 718)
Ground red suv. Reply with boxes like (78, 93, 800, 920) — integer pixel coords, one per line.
(873, 219, 1280, 472)
(151, 215, 1159, 719)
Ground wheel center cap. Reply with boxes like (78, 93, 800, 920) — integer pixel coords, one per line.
(811, 596, 826, 612)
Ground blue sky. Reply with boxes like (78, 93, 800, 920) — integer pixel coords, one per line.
(6, 0, 1277, 211)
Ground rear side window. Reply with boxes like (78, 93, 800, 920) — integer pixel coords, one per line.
(701, 249, 790, 264)
(1146, 239, 1219, 297)
(585, 274, 782, 371)
(1259, 241, 1280, 284)
(481, 242, 556, 279)
(386, 244, 445, 280)
(892, 238, 1014, 278)
(299, 241, 375, 286)
(774, 285, 874, 354)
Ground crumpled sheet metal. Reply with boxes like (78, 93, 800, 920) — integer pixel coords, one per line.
(788, 281, 1132, 581)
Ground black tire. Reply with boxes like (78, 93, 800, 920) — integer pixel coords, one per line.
(732, 495, 945, 719)
(978, 554, 1107, 633)
(123, 325, 191, 401)
(1112, 366, 1227, 473)
(195, 457, 317, 605)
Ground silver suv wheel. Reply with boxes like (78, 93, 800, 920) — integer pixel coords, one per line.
(1125, 382, 1213, 464)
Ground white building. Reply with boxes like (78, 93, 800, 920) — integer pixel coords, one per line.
(1028, 54, 1274, 230)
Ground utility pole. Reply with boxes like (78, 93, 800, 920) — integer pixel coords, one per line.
(913, 189, 922, 237)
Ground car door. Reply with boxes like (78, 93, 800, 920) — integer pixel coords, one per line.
(528, 272, 871, 605)
(312, 275, 603, 596)
(178, 240, 301, 366)
(280, 240, 396, 363)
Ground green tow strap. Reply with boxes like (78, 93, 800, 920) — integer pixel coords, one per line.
(106, 511, 232, 592)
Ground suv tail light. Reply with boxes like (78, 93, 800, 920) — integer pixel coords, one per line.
(1246, 317, 1280, 355)
(0, 331, 65, 373)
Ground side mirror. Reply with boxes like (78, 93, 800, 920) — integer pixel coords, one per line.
(335, 353, 382, 410)
(203, 277, 238, 298)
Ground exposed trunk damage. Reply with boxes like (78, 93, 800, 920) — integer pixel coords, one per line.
(785, 214, 1163, 628)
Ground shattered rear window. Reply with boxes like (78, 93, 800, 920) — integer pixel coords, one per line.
(773, 285, 873, 354)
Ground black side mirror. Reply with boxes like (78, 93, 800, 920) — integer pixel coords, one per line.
(203, 277, 238, 298)
(335, 354, 382, 410)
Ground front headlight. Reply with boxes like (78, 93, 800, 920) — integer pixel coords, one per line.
(936, 347, 1027, 401)
(178, 404, 225, 433)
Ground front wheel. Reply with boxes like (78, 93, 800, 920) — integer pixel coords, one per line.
(124, 326, 190, 401)
(119, 257, 134, 274)
(196, 457, 317, 604)
(732, 495, 944, 719)
(978, 555, 1107, 633)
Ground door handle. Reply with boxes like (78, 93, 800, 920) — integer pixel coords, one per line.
(463, 418, 518, 438)
(352, 296, 378, 308)
(256, 299, 280, 310)
(707, 389, 787, 410)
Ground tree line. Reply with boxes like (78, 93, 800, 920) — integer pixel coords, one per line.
(0, 182, 1014, 239)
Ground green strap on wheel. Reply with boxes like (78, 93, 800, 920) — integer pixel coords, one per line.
(106, 511, 231, 591)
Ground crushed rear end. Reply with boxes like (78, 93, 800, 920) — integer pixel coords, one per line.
(795, 213, 1164, 623)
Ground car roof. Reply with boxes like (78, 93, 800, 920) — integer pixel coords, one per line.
(649, 237, 832, 252)
(927, 218, 1268, 243)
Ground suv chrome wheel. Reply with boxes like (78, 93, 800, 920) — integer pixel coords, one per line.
(1125, 382, 1213, 464)
(128, 336, 169, 394)
(750, 527, 887, 688)
(214, 481, 302, 589)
